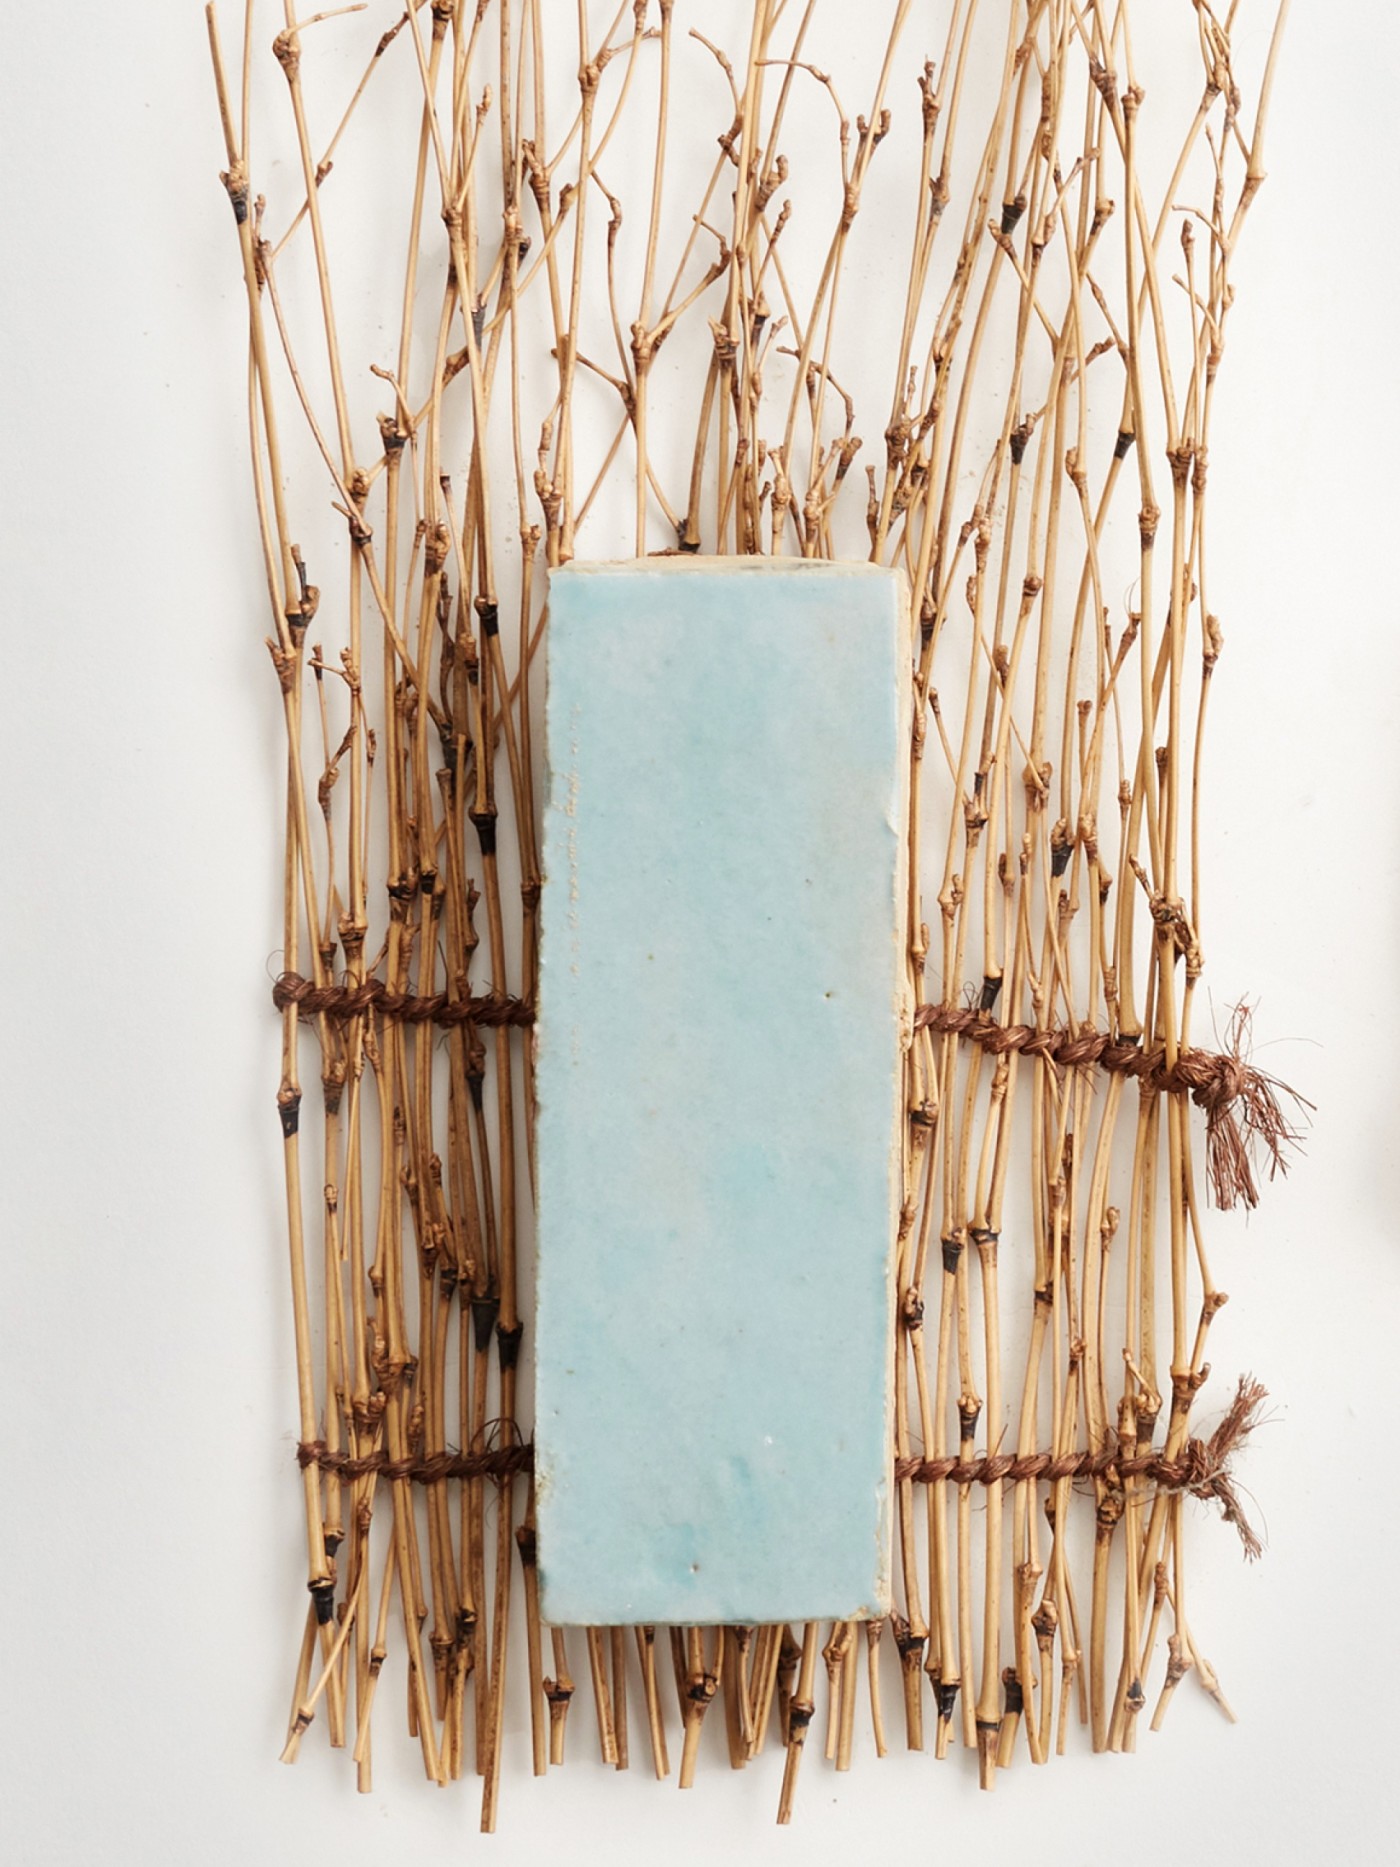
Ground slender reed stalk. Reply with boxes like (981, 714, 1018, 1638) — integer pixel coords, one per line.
(211, 0, 1294, 1823)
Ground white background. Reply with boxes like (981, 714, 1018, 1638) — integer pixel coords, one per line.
(4, 4, 1399, 1863)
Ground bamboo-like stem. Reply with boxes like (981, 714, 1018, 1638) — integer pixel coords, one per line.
(776, 1622, 819, 1824)
(635, 1625, 670, 1778)
(213, 0, 1289, 1817)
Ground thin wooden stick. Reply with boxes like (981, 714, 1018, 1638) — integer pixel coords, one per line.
(211, 0, 1291, 1819)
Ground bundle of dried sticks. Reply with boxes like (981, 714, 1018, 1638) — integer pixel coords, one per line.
(208, 0, 1297, 1826)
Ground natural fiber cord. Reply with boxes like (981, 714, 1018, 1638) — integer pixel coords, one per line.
(208, 0, 1296, 1824)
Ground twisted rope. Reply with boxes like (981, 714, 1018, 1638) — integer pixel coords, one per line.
(894, 1375, 1267, 1557)
(916, 1002, 1303, 1210)
(297, 1441, 534, 1483)
(273, 971, 533, 1029)
(296, 1378, 1267, 1556)
(272, 973, 1301, 1211)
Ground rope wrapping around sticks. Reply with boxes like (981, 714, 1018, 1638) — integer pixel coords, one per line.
(896, 1372, 1268, 1558)
(272, 970, 533, 1029)
(296, 1378, 1267, 1557)
(916, 1001, 1303, 1212)
(273, 973, 1303, 1211)
(297, 1441, 534, 1483)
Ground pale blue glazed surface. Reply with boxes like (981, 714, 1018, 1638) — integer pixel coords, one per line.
(534, 559, 909, 1626)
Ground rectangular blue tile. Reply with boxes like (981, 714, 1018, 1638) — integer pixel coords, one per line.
(534, 558, 910, 1626)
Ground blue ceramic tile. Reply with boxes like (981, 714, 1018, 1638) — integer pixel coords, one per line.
(534, 558, 910, 1626)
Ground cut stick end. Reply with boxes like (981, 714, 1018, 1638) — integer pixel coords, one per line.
(977, 1724, 999, 1789)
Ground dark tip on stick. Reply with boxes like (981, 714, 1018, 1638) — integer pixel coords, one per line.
(472, 1294, 499, 1353)
(894, 1621, 925, 1661)
(497, 1321, 524, 1371)
(476, 599, 500, 638)
(1114, 428, 1135, 460)
(309, 1578, 336, 1625)
(999, 192, 1026, 235)
(470, 809, 498, 857)
(941, 1235, 964, 1275)
(1001, 1671, 1024, 1715)
(277, 1089, 301, 1138)
(979, 975, 1002, 1013)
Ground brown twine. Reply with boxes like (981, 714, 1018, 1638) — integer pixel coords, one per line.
(895, 1373, 1268, 1558)
(917, 1001, 1304, 1211)
(297, 1441, 534, 1483)
(272, 974, 1303, 1211)
(296, 1376, 1267, 1557)
(273, 971, 533, 1029)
